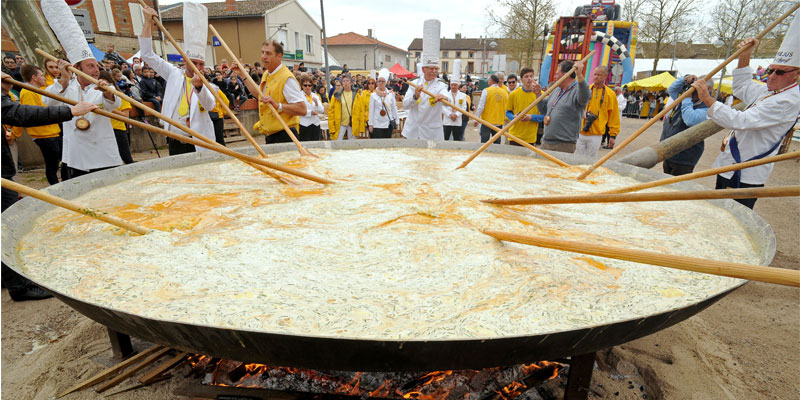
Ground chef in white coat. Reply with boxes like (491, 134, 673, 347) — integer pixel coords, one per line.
(140, 2, 216, 155)
(442, 60, 468, 141)
(41, 0, 122, 178)
(401, 20, 448, 141)
(691, 13, 800, 210)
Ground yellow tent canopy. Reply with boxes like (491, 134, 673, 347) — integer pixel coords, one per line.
(714, 76, 766, 95)
(623, 72, 676, 92)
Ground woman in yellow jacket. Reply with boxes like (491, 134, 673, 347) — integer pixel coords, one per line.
(353, 77, 375, 138)
(327, 79, 343, 140)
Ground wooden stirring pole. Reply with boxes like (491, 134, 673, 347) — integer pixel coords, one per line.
(482, 185, 800, 205)
(4, 77, 332, 184)
(136, 1, 312, 159)
(481, 230, 800, 287)
(34, 49, 294, 185)
(457, 49, 596, 170)
(406, 80, 570, 168)
(207, 23, 316, 157)
(576, 2, 800, 181)
(1, 178, 150, 235)
(600, 151, 800, 194)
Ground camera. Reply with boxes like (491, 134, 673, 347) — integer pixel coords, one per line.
(583, 111, 598, 132)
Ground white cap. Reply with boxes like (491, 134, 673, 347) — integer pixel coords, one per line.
(183, 2, 208, 62)
(369, 69, 376, 79)
(41, 0, 94, 65)
(421, 20, 441, 67)
(773, 12, 800, 67)
(378, 68, 390, 81)
(451, 59, 462, 83)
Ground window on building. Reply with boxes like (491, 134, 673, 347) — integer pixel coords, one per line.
(442, 61, 449, 71)
(276, 29, 288, 49)
(92, 0, 116, 33)
(456, 51, 461, 58)
(385, 55, 391, 62)
(467, 61, 474, 73)
(306, 34, 313, 53)
(442, 51, 449, 58)
(294, 32, 300, 51)
(469, 51, 475, 58)
(415, 51, 420, 58)
(129, 3, 144, 36)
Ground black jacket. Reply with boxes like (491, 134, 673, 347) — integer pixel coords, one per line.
(139, 77, 163, 100)
(2, 93, 73, 179)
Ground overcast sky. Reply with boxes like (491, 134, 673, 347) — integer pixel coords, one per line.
(160, 0, 590, 49)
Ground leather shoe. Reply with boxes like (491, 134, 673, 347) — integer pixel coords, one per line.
(9, 285, 53, 301)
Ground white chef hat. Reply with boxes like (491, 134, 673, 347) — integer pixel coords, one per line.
(369, 69, 376, 79)
(41, 0, 94, 65)
(772, 12, 800, 67)
(378, 68, 390, 81)
(451, 59, 462, 84)
(183, 2, 208, 62)
(421, 20, 441, 67)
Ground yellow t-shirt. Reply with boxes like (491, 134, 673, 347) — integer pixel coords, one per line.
(339, 90, 354, 126)
(506, 87, 539, 144)
(211, 89, 230, 118)
(110, 99, 132, 131)
(19, 89, 60, 139)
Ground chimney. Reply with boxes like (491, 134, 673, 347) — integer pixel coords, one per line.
(367, 29, 373, 39)
(226, 0, 236, 12)
(455, 33, 461, 39)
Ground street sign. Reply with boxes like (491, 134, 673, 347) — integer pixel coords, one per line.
(71, 8, 94, 42)
(283, 53, 295, 60)
(212, 36, 221, 47)
(295, 50, 303, 60)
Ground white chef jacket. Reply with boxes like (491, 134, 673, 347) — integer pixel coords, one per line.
(45, 78, 122, 171)
(708, 66, 800, 185)
(442, 90, 468, 127)
(369, 91, 399, 129)
(139, 36, 216, 151)
(299, 92, 324, 127)
(401, 79, 448, 140)
(616, 93, 627, 120)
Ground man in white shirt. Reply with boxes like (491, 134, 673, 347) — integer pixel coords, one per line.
(140, 4, 216, 155)
(692, 30, 800, 209)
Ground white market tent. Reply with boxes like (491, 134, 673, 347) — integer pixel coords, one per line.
(633, 58, 774, 79)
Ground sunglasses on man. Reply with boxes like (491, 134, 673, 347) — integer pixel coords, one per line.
(764, 68, 798, 76)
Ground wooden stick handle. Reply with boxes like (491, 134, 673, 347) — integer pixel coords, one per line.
(207, 23, 315, 157)
(483, 185, 800, 205)
(601, 151, 800, 194)
(576, 2, 800, 181)
(406, 81, 570, 168)
(457, 49, 596, 169)
(3, 77, 331, 184)
(57, 345, 165, 398)
(1, 178, 151, 235)
(482, 230, 800, 287)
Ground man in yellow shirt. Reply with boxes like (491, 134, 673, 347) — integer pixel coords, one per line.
(576, 66, 619, 158)
(19, 64, 63, 184)
(506, 67, 544, 146)
(473, 74, 508, 144)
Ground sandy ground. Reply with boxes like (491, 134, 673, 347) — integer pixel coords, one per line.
(2, 116, 798, 399)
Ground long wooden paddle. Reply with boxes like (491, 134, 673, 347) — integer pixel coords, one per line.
(1, 178, 150, 235)
(482, 185, 800, 205)
(600, 151, 800, 194)
(457, 49, 596, 169)
(482, 230, 800, 287)
(406, 80, 570, 168)
(4, 77, 332, 184)
(576, 2, 800, 180)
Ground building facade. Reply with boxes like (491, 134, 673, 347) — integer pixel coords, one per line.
(160, 0, 323, 69)
(325, 31, 409, 71)
(408, 34, 509, 78)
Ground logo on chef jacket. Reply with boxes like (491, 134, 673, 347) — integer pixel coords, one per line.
(458, 99, 463, 105)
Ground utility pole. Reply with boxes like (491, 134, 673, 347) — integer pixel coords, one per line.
(0, 0, 60, 67)
(320, 0, 330, 89)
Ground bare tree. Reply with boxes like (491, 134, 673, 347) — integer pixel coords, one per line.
(621, 0, 648, 22)
(639, 0, 697, 73)
(754, 0, 795, 43)
(487, 0, 557, 70)
(703, 0, 762, 54)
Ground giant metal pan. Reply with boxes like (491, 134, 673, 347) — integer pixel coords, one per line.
(1, 140, 776, 372)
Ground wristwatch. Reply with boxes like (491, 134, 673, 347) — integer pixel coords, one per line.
(277, 103, 283, 112)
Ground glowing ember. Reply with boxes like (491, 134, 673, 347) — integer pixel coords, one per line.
(188, 356, 562, 399)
